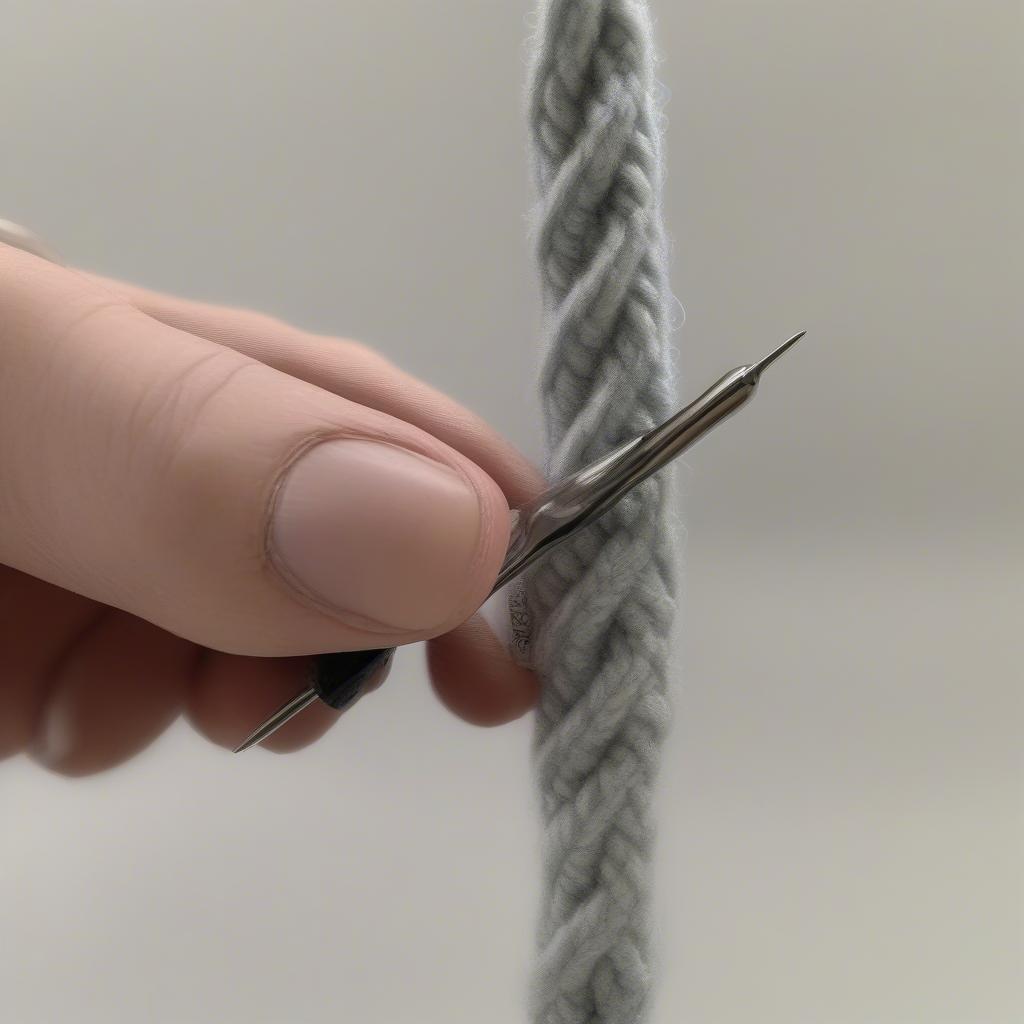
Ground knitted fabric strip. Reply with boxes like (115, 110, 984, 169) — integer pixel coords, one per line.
(526, 2, 679, 1022)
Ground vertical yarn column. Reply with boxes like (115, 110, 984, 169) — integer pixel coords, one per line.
(526, 2, 679, 1022)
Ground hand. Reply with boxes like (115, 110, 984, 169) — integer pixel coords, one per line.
(0, 242, 542, 776)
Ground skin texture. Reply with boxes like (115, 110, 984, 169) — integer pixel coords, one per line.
(0, 243, 542, 776)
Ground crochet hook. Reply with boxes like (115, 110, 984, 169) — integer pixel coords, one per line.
(233, 330, 807, 752)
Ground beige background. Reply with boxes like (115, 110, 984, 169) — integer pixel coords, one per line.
(1, 2, 1021, 1021)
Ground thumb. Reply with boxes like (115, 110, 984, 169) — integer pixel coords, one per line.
(0, 247, 510, 655)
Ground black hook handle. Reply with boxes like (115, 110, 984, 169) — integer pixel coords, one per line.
(312, 648, 395, 709)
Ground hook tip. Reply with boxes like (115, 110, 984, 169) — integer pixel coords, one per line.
(751, 330, 807, 376)
(231, 687, 319, 753)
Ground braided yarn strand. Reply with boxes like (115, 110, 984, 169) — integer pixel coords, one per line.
(526, 2, 679, 1022)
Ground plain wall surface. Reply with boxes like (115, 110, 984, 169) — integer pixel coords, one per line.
(2, 2, 1021, 1021)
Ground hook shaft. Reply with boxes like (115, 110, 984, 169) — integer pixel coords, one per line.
(232, 687, 318, 752)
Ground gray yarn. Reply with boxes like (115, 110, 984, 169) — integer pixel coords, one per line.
(525, 2, 679, 1022)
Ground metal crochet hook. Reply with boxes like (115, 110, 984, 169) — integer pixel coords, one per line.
(234, 330, 807, 752)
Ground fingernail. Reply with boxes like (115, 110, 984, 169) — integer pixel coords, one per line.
(269, 439, 484, 631)
(34, 689, 76, 768)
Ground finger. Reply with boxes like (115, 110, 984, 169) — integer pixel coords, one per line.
(187, 651, 351, 753)
(80, 270, 546, 509)
(426, 614, 540, 726)
(0, 563, 340, 766)
(0, 245, 511, 656)
(0, 566, 103, 760)
(28, 609, 194, 777)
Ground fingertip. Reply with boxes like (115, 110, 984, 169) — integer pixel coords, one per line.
(426, 614, 540, 727)
(27, 612, 191, 778)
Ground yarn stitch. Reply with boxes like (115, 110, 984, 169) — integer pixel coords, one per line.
(526, 2, 679, 1022)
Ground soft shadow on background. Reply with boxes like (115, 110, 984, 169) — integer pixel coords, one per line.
(2, 2, 1021, 1022)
